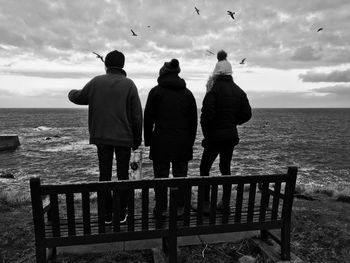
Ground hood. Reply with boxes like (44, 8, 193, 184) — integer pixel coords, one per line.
(157, 73, 186, 90)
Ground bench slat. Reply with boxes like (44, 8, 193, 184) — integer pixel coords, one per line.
(97, 191, 106, 233)
(183, 186, 192, 227)
(222, 184, 232, 224)
(259, 182, 269, 222)
(247, 183, 257, 222)
(49, 194, 60, 237)
(142, 188, 149, 230)
(66, 193, 76, 236)
(128, 190, 135, 231)
(196, 185, 205, 225)
(81, 192, 91, 235)
(112, 190, 121, 232)
(271, 182, 281, 220)
(235, 183, 244, 223)
(209, 184, 218, 225)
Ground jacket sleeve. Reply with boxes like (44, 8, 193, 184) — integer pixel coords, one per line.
(200, 90, 216, 139)
(236, 94, 252, 125)
(68, 79, 93, 105)
(144, 88, 156, 147)
(129, 82, 143, 148)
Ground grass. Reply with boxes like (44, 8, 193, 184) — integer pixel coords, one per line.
(1, 186, 350, 263)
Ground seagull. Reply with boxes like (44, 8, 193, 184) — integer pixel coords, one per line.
(227, 10, 235, 19)
(195, 6, 200, 15)
(240, 58, 246, 64)
(92, 52, 104, 62)
(206, 50, 215, 55)
(317, 27, 323, 32)
(131, 29, 138, 36)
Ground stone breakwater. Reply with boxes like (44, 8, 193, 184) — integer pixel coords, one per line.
(0, 134, 20, 151)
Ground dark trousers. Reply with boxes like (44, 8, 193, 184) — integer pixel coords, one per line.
(200, 143, 235, 201)
(153, 161, 188, 211)
(97, 145, 131, 216)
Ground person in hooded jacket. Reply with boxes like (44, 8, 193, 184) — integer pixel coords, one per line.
(200, 53, 252, 214)
(144, 59, 197, 216)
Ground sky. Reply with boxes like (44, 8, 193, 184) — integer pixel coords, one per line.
(1, 0, 350, 108)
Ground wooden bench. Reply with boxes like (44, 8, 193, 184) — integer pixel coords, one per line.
(30, 166, 297, 263)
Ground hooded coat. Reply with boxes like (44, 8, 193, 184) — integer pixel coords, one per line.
(201, 75, 251, 147)
(144, 73, 198, 161)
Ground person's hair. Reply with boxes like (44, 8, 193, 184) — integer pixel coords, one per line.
(217, 50, 227, 61)
(104, 50, 125, 68)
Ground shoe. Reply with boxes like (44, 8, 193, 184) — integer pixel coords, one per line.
(120, 213, 128, 224)
(105, 214, 112, 225)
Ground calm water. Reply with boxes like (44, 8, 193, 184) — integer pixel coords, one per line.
(1, 108, 349, 195)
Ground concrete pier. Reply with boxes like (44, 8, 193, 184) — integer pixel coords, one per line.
(0, 134, 20, 151)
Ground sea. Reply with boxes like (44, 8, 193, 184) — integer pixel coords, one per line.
(1, 108, 350, 197)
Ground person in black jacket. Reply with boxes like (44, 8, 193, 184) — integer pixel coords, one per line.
(200, 54, 252, 214)
(144, 59, 197, 216)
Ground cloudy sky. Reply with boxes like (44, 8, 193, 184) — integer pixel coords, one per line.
(1, 0, 350, 108)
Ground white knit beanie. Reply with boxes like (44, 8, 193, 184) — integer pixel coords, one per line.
(213, 60, 233, 75)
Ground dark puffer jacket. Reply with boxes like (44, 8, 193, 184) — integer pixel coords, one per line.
(201, 75, 251, 147)
(144, 73, 198, 161)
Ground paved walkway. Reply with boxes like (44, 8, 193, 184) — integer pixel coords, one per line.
(57, 231, 258, 255)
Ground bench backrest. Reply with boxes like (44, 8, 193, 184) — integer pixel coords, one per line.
(30, 167, 297, 239)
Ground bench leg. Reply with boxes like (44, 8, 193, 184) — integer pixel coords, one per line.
(281, 226, 291, 260)
(47, 247, 57, 260)
(260, 229, 268, 240)
(162, 237, 178, 263)
(35, 244, 47, 263)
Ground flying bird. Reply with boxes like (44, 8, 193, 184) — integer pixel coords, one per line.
(239, 58, 246, 64)
(317, 27, 323, 32)
(195, 6, 200, 15)
(92, 52, 104, 62)
(147, 25, 151, 28)
(131, 29, 138, 36)
(206, 50, 215, 55)
(227, 10, 235, 19)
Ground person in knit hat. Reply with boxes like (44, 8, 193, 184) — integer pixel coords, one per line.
(206, 50, 233, 92)
(68, 50, 143, 224)
(200, 50, 252, 215)
(144, 58, 198, 217)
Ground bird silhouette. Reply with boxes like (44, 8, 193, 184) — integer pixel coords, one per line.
(317, 27, 323, 32)
(227, 10, 235, 19)
(92, 52, 104, 62)
(206, 50, 215, 55)
(195, 7, 200, 15)
(131, 29, 138, 36)
(240, 58, 246, 64)
(147, 25, 151, 28)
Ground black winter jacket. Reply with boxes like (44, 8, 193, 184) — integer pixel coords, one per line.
(201, 75, 251, 147)
(144, 73, 198, 161)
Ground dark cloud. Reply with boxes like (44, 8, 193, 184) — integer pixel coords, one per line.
(247, 90, 350, 108)
(0, 68, 100, 79)
(291, 46, 322, 61)
(312, 85, 350, 97)
(300, 69, 350, 82)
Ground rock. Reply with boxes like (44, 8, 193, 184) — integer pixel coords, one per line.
(53, 135, 60, 138)
(238, 255, 257, 263)
(0, 172, 15, 179)
(336, 196, 350, 203)
(0, 134, 20, 151)
(45, 137, 52, 140)
(294, 194, 318, 201)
